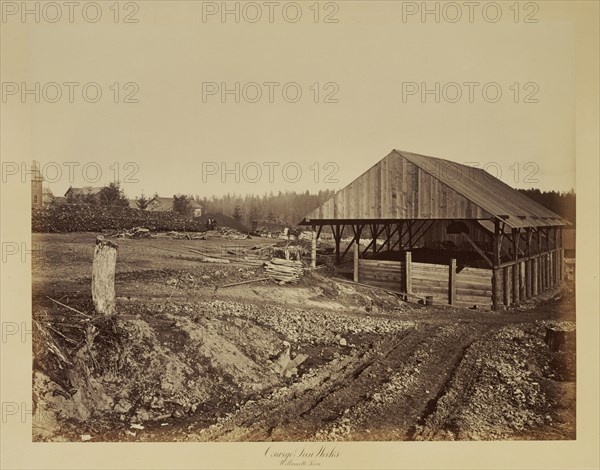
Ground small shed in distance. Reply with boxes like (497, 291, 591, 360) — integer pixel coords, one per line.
(301, 149, 570, 310)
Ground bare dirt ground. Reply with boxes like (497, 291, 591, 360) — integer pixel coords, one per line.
(31, 233, 576, 442)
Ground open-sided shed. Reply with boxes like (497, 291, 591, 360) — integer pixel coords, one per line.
(300, 149, 570, 309)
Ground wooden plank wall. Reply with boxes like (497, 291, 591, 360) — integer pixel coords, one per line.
(353, 248, 563, 310)
(454, 267, 493, 308)
(411, 262, 449, 305)
(357, 259, 406, 292)
(307, 152, 493, 220)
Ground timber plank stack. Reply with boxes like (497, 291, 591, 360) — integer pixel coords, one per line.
(264, 258, 304, 284)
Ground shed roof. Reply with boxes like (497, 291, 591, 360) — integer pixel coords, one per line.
(302, 149, 569, 229)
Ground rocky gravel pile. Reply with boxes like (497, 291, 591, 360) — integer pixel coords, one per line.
(177, 299, 416, 346)
(414, 321, 574, 440)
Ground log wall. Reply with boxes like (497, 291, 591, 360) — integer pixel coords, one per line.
(497, 248, 563, 307)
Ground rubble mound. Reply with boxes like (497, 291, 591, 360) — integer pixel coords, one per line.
(32, 306, 284, 441)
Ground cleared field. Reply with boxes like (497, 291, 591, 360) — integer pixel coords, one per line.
(32, 233, 576, 442)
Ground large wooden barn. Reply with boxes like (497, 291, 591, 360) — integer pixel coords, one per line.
(301, 149, 570, 310)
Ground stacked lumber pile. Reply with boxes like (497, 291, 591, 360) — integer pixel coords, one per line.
(264, 258, 304, 284)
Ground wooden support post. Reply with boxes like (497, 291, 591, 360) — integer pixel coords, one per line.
(385, 224, 392, 251)
(333, 225, 341, 264)
(492, 268, 502, 310)
(511, 228, 520, 305)
(503, 267, 510, 306)
(542, 255, 546, 292)
(542, 253, 548, 291)
(371, 224, 378, 255)
(519, 261, 527, 299)
(548, 252, 552, 288)
(525, 229, 532, 299)
(405, 251, 412, 295)
(531, 257, 540, 297)
(353, 241, 359, 282)
(543, 253, 549, 291)
(547, 252, 552, 289)
(558, 228, 564, 282)
(527, 260, 533, 298)
(448, 258, 456, 305)
(92, 236, 118, 316)
(512, 261, 520, 305)
(492, 219, 502, 310)
(311, 229, 317, 269)
(523, 260, 529, 298)
(559, 248, 564, 282)
(540, 255, 544, 291)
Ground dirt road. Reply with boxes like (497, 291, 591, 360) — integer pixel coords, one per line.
(31, 234, 576, 442)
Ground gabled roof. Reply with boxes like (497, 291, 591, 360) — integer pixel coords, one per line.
(64, 186, 102, 197)
(148, 197, 173, 211)
(398, 150, 569, 228)
(148, 196, 202, 211)
(302, 149, 569, 229)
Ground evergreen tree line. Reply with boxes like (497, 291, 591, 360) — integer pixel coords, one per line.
(193, 190, 336, 228)
(516, 188, 576, 224)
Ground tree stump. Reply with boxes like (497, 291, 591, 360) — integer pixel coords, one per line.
(545, 326, 575, 353)
(92, 236, 118, 315)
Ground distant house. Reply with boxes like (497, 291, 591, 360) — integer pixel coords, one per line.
(64, 186, 102, 200)
(147, 196, 203, 217)
(52, 196, 67, 205)
(42, 187, 54, 208)
(147, 197, 174, 212)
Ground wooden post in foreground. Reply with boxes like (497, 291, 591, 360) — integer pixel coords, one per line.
(92, 236, 118, 315)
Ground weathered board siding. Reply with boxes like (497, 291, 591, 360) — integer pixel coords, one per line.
(454, 267, 493, 308)
(357, 259, 405, 292)
(307, 152, 493, 221)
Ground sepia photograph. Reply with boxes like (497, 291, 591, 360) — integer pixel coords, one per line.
(1, 1, 598, 469)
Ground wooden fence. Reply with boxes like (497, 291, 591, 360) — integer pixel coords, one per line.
(354, 248, 563, 310)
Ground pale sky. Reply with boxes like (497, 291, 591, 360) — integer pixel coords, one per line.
(2, 1, 596, 200)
